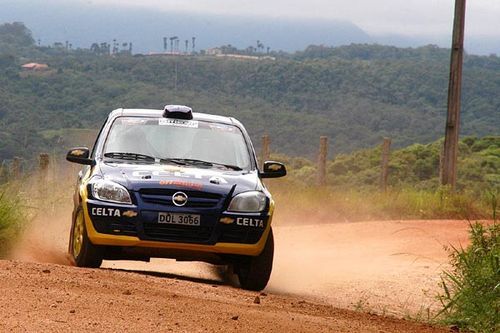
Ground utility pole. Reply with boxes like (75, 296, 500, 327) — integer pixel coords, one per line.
(442, 0, 466, 189)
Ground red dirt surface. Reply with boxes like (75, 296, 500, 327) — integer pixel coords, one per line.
(6, 204, 471, 332)
(0, 260, 449, 332)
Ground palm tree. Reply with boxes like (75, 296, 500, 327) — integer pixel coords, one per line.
(170, 37, 176, 53)
(112, 39, 118, 54)
(185, 40, 189, 54)
(192, 37, 196, 53)
(163, 37, 168, 51)
(90, 43, 99, 54)
(256, 41, 264, 53)
(100, 42, 108, 55)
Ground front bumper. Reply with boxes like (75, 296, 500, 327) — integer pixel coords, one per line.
(81, 197, 273, 257)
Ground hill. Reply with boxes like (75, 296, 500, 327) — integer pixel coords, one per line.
(0, 0, 370, 53)
(0, 23, 499, 164)
(2, 0, 500, 55)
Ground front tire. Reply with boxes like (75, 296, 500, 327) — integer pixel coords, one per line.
(236, 228, 274, 291)
(69, 206, 103, 268)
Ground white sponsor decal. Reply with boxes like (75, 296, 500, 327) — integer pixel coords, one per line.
(159, 118, 199, 128)
(209, 176, 228, 184)
(132, 169, 204, 179)
(91, 207, 121, 217)
(236, 217, 264, 228)
(209, 123, 236, 133)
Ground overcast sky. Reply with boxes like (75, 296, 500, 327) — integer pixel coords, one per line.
(87, 0, 500, 37)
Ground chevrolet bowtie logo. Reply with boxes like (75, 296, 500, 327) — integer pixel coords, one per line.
(172, 192, 188, 206)
(71, 149, 85, 156)
(174, 195, 186, 202)
(122, 210, 138, 218)
(219, 217, 235, 224)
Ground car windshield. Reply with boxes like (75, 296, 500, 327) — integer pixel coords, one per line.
(103, 117, 252, 170)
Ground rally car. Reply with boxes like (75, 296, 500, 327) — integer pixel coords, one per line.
(66, 105, 286, 290)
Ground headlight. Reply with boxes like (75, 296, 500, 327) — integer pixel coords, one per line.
(228, 191, 267, 213)
(91, 179, 132, 204)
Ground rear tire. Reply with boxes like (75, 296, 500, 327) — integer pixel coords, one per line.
(236, 228, 274, 291)
(69, 206, 103, 268)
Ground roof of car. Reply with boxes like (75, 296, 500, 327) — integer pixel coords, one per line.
(109, 108, 237, 126)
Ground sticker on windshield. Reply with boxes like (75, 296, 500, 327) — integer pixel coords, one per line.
(159, 118, 199, 128)
(209, 123, 236, 133)
(119, 118, 149, 125)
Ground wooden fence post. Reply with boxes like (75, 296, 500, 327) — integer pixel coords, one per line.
(317, 136, 328, 186)
(0, 160, 5, 183)
(380, 137, 391, 192)
(11, 157, 21, 180)
(439, 146, 444, 183)
(39, 153, 50, 190)
(261, 135, 270, 169)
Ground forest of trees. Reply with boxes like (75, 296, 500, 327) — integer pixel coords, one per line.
(0, 22, 499, 165)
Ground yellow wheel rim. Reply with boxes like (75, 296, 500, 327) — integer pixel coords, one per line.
(73, 210, 84, 258)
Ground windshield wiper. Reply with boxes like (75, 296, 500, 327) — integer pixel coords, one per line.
(104, 152, 156, 162)
(160, 158, 188, 166)
(167, 158, 242, 171)
(104, 154, 242, 170)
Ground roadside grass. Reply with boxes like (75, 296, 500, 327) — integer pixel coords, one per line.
(437, 190, 499, 333)
(268, 180, 494, 222)
(0, 183, 26, 257)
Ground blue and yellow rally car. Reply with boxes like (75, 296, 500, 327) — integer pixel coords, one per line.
(66, 105, 286, 290)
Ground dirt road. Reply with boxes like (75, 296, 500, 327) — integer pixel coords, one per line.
(0, 259, 448, 333)
(4, 211, 471, 332)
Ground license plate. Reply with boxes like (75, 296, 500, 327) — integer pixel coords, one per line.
(158, 212, 201, 226)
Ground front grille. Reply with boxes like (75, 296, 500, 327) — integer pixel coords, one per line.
(139, 189, 222, 208)
(143, 223, 213, 243)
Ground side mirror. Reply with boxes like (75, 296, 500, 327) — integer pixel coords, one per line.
(260, 161, 287, 178)
(66, 147, 93, 165)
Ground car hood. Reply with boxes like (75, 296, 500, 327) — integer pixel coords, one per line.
(96, 161, 261, 195)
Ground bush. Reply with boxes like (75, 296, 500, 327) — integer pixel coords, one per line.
(0, 190, 24, 257)
(438, 221, 500, 332)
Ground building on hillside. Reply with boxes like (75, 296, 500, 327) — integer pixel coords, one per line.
(215, 54, 276, 61)
(146, 52, 188, 57)
(21, 63, 49, 71)
(205, 48, 222, 55)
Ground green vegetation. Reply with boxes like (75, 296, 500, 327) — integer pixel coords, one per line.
(438, 221, 499, 333)
(0, 22, 498, 221)
(270, 186, 491, 222)
(276, 136, 499, 193)
(0, 186, 25, 256)
(265, 136, 498, 221)
(0, 22, 499, 164)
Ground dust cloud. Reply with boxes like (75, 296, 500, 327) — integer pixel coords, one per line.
(10, 203, 73, 266)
